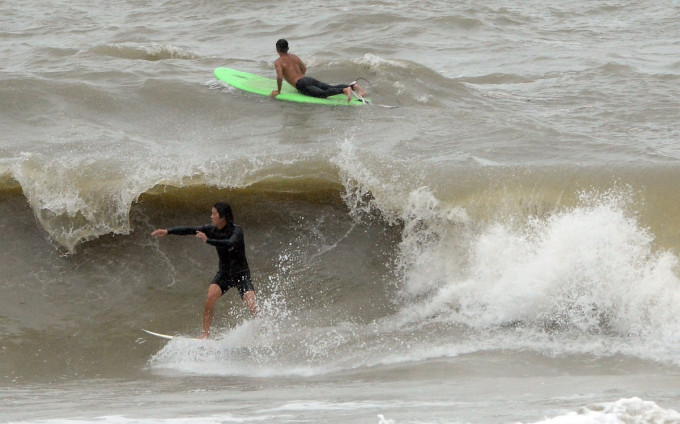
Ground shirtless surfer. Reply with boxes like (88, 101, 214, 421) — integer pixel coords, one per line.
(151, 202, 257, 339)
(270, 38, 367, 103)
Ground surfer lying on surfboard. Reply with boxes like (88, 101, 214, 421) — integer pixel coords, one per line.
(270, 38, 367, 103)
(151, 202, 257, 339)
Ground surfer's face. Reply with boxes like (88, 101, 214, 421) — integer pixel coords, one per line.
(211, 207, 227, 228)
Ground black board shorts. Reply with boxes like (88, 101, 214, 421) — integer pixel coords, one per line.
(211, 270, 254, 298)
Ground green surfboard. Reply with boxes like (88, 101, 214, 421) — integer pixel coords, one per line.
(214, 67, 368, 106)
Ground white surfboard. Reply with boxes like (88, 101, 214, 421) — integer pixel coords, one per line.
(142, 329, 177, 340)
(141, 328, 205, 341)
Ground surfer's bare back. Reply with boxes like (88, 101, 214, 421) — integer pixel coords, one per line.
(270, 39, 366, 103)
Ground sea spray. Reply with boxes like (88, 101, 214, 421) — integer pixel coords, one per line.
(391, 187, 680, 364)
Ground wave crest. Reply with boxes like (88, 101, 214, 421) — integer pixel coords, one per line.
(88, 43, 199, 61)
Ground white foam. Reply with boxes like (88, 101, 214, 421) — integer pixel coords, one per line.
(525, 397, 680, 424)
(392, 188, 680, 364)
(353, 53, 409, 73)
(330, 135, 680, 367)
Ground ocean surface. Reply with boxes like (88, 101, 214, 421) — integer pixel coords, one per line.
(2, 0, 680, 422)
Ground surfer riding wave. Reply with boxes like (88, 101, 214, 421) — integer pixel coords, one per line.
(151, 202, 257, 339)
(270, 38, 367, 102)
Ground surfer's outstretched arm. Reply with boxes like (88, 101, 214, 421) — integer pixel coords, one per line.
(153, 226, 207, 238)
(151, 229, 168, 238)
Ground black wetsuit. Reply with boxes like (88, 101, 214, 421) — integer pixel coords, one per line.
(167, 224, 254, 297)
(295, 77, 349, 98)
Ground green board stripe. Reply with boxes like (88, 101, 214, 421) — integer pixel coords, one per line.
(214, 67, 368, 106)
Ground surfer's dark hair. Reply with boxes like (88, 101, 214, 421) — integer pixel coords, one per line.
(213, 202, 234, 225)
(276, 38, 289, 53)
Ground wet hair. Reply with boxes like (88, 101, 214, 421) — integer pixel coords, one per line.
(213, 202, 234, 226)
(276, 38, 289, 53)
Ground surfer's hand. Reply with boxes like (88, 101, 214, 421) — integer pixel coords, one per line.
(151, 229, 168, 238)
(196, 231, 208, 243)
(270, 90, 279, 98)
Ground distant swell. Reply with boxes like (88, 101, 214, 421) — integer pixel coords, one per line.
(88, 43, 200, 61)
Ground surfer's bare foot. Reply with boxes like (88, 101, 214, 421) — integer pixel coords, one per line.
(349, 82, 367, 97)
(200, 333, 209, 339)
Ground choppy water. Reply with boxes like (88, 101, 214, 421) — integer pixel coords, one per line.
(2, 0, 680, 423)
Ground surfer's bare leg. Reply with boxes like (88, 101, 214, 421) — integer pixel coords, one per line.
(244, 290, 258, 317)
(202, 283, 222, 339)
(343, 86, 353, 102)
